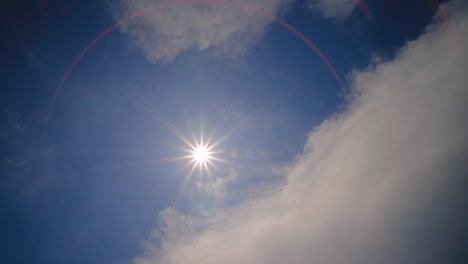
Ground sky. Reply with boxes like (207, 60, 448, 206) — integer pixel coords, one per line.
(0, 0, 467, 263)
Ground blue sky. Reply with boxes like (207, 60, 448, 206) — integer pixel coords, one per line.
(1, 0, 467, 264)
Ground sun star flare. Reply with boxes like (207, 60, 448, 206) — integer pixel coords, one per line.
(191, 145, 212, 165)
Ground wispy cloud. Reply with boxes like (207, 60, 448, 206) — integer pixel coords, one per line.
(134, 2, 468, 263)
(111, 0, 294, 62)
(195, 167, 237, 200)
(305, 0, 355, 19)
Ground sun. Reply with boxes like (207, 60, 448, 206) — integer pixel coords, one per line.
(191, 145, 212, 165)
(102, 109, 238, 200)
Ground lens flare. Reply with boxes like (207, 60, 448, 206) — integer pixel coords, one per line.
(42, 0, 354, 203)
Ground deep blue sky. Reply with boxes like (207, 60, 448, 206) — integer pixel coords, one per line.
(0, 0, 455, 263)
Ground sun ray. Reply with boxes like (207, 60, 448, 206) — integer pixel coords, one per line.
(169, 159, 196, 178)
(190, 127, 198, 147)
(208, 95, 281, 151)
(175, 161, 198, 205)
(129, 97, 197, 151)
(206, 159, 223, 174)
(209, 156, 232, 166)
(149, 111, 196, 149)
(98, 155, 192, 170)
(205, 123, 218, 146)
(203, 162, 213, 181)
(200, 119, 204, 148)
(198, 160, 203, 176)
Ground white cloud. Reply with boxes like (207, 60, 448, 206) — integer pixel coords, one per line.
(305, 0, 355, 19)
(134, 2, 468, 264)
(111, 0, 294, 62)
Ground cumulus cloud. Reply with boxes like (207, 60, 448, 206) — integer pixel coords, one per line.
(305, 0, 355, 19)
(134, 3, 468, 264)
(111, 0, 294, 62)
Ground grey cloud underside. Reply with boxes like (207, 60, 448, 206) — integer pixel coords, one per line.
(134, 2, 468, 264)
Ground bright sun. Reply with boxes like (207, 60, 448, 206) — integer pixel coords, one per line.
(104, 111, 239, 201)
(191, 145, 211, 164)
